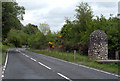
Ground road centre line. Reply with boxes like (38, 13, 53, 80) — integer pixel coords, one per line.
(38, 62, 51, 70)
(30, 58, 36, 62)
(18, 50, 52, 70)
(18, 50, 72, 79)
(57, 73, 72, 81)
(18, 50, 72, 80)
(18, 51, 72, 79)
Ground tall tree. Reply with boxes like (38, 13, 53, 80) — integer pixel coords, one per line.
(2, 2, 25, 39)
(75, 2, 93, 31)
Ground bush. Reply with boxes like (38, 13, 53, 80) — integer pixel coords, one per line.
(7, 29, 28, 47)
(28, 30, 48, 49)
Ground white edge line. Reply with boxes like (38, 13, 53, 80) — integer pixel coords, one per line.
(2, 50, 9, 78)
(57, 73, 71, 81)
(69, 62, 120, 77)
(1, 75, 4, 78)
(4, 50, 9, 69)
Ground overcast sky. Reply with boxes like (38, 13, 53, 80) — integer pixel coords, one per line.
(16, 0, 119, 32)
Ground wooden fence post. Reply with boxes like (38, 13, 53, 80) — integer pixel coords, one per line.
(74, 50, 76, 61)
(115, 51, 119, 60)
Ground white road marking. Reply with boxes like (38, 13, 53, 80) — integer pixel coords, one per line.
(57, 73, 72, 81)
(19, 51, 52, 70)
(1, 75, 4, 78)
(70, 62, 120, 77)
(18, 50, 120, 78)
(38, 62, 51, 70)
(3, 69, 5, 71)
(29, 57, 36, 62)
(25, 55, 29, 57)
(2, 50, 9, 78)
(30, 58, 34, 60)
(38, 53, 120, 77)
(4, 51, 8, 70)
(33, 59, 36, 62)
(18, 51, 52, 70)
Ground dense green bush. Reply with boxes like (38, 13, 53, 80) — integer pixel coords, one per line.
(7, 29, 28, 47)
(28, 30, 48, 49)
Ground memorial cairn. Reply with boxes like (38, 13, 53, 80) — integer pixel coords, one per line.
(88, 30, 108, 60)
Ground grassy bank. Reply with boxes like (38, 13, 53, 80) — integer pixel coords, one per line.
(1, 45, 9, 65)
(27, 49, 119, 74)
(1, 44, 14, 65)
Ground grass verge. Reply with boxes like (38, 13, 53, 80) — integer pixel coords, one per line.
(1, 45, 9, 65)
(1, 44, 14, 65)
(26, 49, 119, 74)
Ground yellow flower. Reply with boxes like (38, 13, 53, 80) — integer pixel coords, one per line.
(52, 45, 54, 48)
(49, 41, 53, 45)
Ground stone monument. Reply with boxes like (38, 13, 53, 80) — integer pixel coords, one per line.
(88, 30, 108, 59)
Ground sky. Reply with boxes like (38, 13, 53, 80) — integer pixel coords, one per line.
(16, 0, 119, 32)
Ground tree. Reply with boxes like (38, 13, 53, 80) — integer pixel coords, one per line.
(23, 23, 39, 35)
(39, 23, 50, 35)
(2, 2, 25, 39)
(75, 2, 93, 31)
(7, 29, 28, 47)
(60, 2, 94, 52)
(28, 30, 47, 49)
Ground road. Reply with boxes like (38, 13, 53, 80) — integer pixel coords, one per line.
(2, 48, 120, 81)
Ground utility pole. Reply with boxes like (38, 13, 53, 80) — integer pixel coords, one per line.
(117, 1, 120, 19)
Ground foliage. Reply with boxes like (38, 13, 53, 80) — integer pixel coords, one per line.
(2, 2, 25, 39)
(23, 23, 39, 35)
(7, 29, 28, 47)
(39, 23, 50, 35)
(60, 2, 93, 53)
(28, 30, 47, 49)
(60, 2, 120, 58)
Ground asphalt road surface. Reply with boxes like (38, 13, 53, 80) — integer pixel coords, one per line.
(2, 48, 120, 81)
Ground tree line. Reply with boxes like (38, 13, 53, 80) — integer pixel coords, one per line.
(2, 2, 120, 59)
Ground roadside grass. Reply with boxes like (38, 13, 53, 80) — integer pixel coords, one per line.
(1, 45, 9, 65)
(26, 49, 119, 74)
(1, 44, 14, 65)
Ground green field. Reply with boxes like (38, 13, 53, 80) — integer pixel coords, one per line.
(27, 49, 119, 74)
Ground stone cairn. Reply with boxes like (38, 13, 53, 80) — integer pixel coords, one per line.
(88, 30, 108, 60)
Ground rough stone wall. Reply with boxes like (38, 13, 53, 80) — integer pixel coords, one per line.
(88, 30, 108, 60)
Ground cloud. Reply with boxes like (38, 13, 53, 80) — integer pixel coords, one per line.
(88, 2, 117, 18)
(17, 0, 118, 32)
